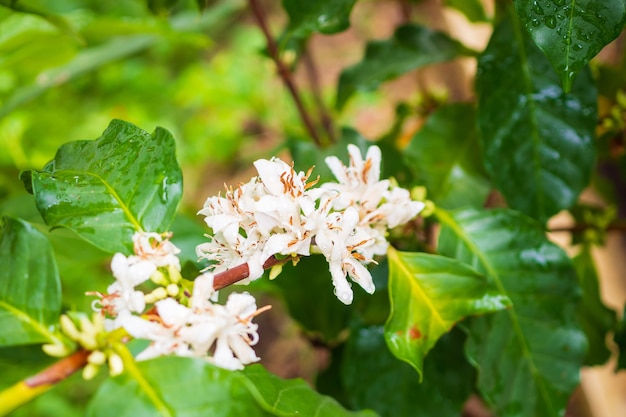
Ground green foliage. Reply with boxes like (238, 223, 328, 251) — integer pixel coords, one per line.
(271, 256, 353, 343)
(514, 0, 626, 91)
(336, 24, 475, 110)
(282, 0, 357, 38)
(88, 357, 372, 417)
(0, 215, 61, 346)
(573, 247, 617, 366)
(341, 325, 474, 417)
(477, 9, 597, 223)
(0, 0, 625, 416)
(21, 120, 183, 254)
(437, 208, 587, 417)
(385, 248, 510, 378)
(404, 103, 490, 209)
(444, 0, 488, 22)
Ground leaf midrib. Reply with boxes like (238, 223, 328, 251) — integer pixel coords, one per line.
(511, 9, 545, 218)
(48, 169, 143, 231)
(435, 208, 554, 414)
(0, 300, 61, 344)
(389, 248, 447, 329)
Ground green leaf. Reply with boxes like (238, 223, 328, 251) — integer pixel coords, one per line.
(477, 10, 597, 223)
(404, 103, 491, 209)
(514, 0, 626, 92)
(21, 119, 183, 254)
(444, 0, 489, 22)
(336, 24, 475, 110)
(0, 215, 61, 346)
(342, 325, 474, 417)
(385, 248, 510, 378)
(271, 255, 352, 342)
(88, 357, 269, 417)
(242, 364, 377, 417)
(282, 0, 357, 38)
(573, 247, 616, 366)
(437, 208, 587, 417)
(88, 357, 372, 417)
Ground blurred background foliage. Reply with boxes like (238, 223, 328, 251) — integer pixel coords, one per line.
(1, 0, 626, 416)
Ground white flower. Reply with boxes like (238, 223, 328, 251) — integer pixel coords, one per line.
(196, 144, 424, 305)
(323, 144, 389, 213)
(132, 231, 181, 270)
(113, 273, 265, 370)
(314, 207, 376, 304)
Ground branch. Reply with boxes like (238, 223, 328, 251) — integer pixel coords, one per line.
(247, 0, 322, 146)
(213, 254, 286, 290)
(4, 254, 289, 414)
(302, 47, 336, 143)
(0, 349, 90, 416)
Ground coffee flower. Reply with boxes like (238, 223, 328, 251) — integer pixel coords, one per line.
(119, 273, 265, 370)
(197, 144, 424, 304)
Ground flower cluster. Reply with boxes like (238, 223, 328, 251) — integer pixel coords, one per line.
(197, 145, 424, 304)
(76, 144, 422, 374)
(89, 231, 266, 371)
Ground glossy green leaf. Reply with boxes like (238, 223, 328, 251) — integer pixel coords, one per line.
(404, 103, 490, 209)
(514, 0, 626, 91)
(0, 215, 61, 346)
(242, 364, 377, 417)
(342, 325, 474, 417)
(88, 357, 372, 417)
(437, 208, 587, 417)
(336, 24, 475, 109)
(21, 119, 183, 254)
(573, 247, 616, 366)
(282, 0, 357, 38)
(271, 255, 352, 342)
(444, 0, 489, 22)
(88, 357, 269, 417)
(477, 11, 596, 222)
(385, 248, 510, 378)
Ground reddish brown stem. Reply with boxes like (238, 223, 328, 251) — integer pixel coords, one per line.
(25, 349, 90, 388)
(213, 255, 284, 290)
(302, 48, 336, 143)
(247, 0, 322, 146)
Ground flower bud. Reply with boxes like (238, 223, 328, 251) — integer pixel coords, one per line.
(269, 264, 283, 280)
(150, 269, 168, 286)
(60, 315, 80, 340)
(108, 353, 124, 376)
(167, 283, 179, 297)
(83, 363, 100, 381)
(42, 342, 72, 357)
(88, 350, 106, 366)
(144, 287, 168, 304)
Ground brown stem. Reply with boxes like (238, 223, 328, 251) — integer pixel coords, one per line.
(25, 349, 90, 388)
(302, 47, 336, 143)
(212, 255, 285, 290)
(247, 0, 322, 146)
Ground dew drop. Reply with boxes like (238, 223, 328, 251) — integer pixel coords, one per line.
(531, 18, 541, 27)
(573, 43, 583, 51)
(160, 177, 169, 203)
(545, 15, 557, 28)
